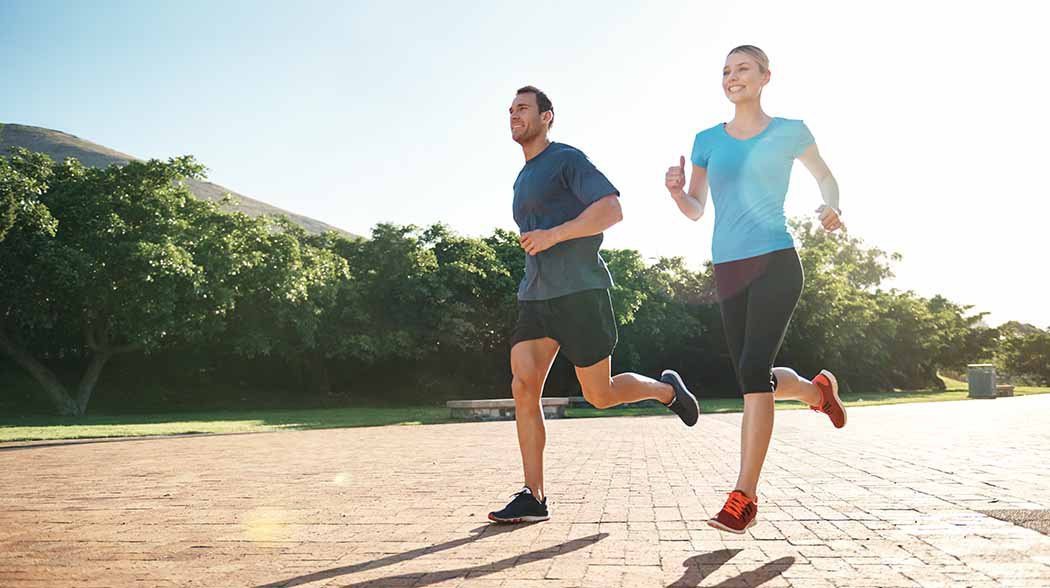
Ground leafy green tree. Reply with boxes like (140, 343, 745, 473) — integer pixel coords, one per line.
(1, 150, 1014, 411)
(923, 295, 998, 380)
(420, 224, 516, 355)
(998, 327, 1050, 385)
(0, 149, 69, 411)
(0, 153, 237, 414)
(785, 221, 997, 391)
(334, 223, 440, 363)
(218, 217, 349, 395)
(784, 220, 895, 391)
(0, 149, 55, 242)
(608, 253, 714, 382)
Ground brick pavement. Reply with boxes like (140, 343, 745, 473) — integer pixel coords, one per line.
(2, 394, 1049, 587)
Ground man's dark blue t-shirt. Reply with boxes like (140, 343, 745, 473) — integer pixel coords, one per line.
(512, 142, 619, 301)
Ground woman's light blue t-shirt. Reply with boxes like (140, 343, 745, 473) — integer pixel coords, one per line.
(691, 117, 814, 264)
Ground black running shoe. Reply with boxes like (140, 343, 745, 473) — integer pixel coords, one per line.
(488, 487, 549, 523)
(661, 369, 700, 427)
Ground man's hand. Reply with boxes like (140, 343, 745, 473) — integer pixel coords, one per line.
(816, 205, 844, 232)
(519, 229, 559, 256)
(666, 155, 686, 196)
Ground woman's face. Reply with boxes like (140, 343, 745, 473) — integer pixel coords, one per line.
(723, 53, 770, 104)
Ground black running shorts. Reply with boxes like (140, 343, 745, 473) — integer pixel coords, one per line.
(510, 288, 618, 368)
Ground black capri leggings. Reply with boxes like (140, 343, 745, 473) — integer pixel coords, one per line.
(714, 247, 804, 395)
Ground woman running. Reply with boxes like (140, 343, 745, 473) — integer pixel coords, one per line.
(664, 45, 847, 534)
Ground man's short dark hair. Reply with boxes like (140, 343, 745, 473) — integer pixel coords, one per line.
(516, 85, 554, 129)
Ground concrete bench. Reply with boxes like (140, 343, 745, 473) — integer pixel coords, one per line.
(447, 398, 569, 421)
(996, 384, 1015, 397)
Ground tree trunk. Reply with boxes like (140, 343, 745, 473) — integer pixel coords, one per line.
(78, 320, 142, 415)
(76, 351, 113, 415)
(0, 327, 79, 416)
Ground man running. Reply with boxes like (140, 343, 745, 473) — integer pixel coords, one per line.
(488, 86, 701, 524)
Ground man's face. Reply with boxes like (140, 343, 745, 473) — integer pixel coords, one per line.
(509, 92, 548, 143)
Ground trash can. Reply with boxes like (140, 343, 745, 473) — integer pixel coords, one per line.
(967, 364, 997, 399)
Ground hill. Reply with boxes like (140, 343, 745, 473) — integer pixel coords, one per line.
(0, 123, 355, 237)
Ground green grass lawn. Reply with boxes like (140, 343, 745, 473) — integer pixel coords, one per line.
(0, 407, 454, 443)
(2, 378, 1047, 443)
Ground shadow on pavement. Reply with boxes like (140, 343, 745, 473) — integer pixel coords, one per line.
(255, 524, 607, 588)
(669, 549, 795, 587)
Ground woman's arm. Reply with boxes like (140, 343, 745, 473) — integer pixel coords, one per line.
(665, 156, 709, 221)
(798, 144, 843, 232)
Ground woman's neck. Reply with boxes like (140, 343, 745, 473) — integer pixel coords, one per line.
(730, 101, 770, 133)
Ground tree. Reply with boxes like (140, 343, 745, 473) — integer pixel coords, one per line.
(0, 149, 68, 411)
(923, 295, 998, 380)
(218, 216, 349, 396)
(0, 152, 237, 415)
(998, 327, 1050, 385)
(421, 224, 516, 355)
(332, 223, 441, 364)
(785, 220, 998, 392)
(0, 149, 55, 243)
(607, 253, 717, 386)
(786, 220, 895, 391)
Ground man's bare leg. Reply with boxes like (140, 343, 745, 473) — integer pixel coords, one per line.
(509, 337, 560, 500)
(573, 357, 673, 408)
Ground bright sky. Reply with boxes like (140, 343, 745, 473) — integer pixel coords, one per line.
(3, 0, 1047, 328)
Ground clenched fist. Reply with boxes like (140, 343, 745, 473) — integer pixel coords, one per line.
(519, 229, 558, 256)
(816, 205, 844, 233)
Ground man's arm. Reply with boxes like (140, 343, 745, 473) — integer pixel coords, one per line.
(519, 194, 621, 256)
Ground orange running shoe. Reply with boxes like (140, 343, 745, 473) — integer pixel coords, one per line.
(811, 369, 846, 428)
(707, 490, 758, 534)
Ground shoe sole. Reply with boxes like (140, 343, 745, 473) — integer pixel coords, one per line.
(820, 369, 847, 428)
(706, 518, 757, 534)
(487, 513, 549, 524)
(661, 370, 700, 427)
